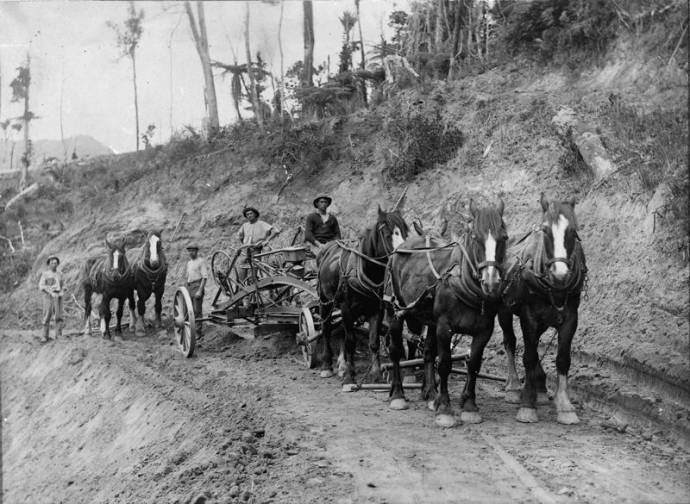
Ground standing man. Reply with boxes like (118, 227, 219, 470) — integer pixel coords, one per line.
(237, 206, 280, 281)
(304, 195, 341, 256)
(185, 244, 207, 337)
(38, 255, 64, 342)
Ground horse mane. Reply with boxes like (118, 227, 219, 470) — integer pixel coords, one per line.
(383, 210, 409, 236)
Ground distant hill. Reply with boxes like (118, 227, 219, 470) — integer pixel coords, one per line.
(0, 135, 114, 171)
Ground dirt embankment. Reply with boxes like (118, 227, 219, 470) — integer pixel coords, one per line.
(2, 327, 690, 504)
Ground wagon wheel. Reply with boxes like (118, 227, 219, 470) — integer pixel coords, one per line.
(297, 306, 319, 369)
(173, 286, 196, 358)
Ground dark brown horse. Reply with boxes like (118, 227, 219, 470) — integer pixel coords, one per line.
(317, 206, 409, 389)
(498, 193, 587, 424)
(127, 230, 168, 335)
(82, 238, 136, 339)
(385, 200, 507, 427)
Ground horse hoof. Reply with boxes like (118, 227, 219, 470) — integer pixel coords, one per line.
(557, 411, 580, 425)
(537, 392, 551, 405)
(505, 390, 521, 404)
(516, 408, 539, 423)
(319, 370, 334, 379)
(435, 414, 457, 428)
(460, 411, 483, 424)
(427, 400, 435, 411)
(389, 398, 408, 410)
(342, 383, 359, 393)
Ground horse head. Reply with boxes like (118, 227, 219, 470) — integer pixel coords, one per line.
(539, 193, 578, 286)
(468, 198, 508, 299)
(105, 238, 128, 278)
(144, 229, 163, 268)
(374, 205, 409, 256)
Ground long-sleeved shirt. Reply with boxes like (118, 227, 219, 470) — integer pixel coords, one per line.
(304, 212, 341, 245)
(186, 257, 208, 283)
(38, 269, 63, 296)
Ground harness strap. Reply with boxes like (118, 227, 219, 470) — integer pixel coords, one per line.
(425, 236, 441, 280)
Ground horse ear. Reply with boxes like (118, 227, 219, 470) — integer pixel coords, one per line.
(569, 197, 577, 208)
(540, 192, 549, 212)
(378, 205, 385, 218)
(158, 229, 164, 238)
(497, 198, 505, 217)
(440, 218, 448, 237)
(105, 238, 112, 249)
(413, 219, 424, 236)
(469, 199, 478, 217)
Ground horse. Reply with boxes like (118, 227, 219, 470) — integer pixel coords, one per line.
(498, 193, 587, 425)
(316, 205, 409, 389)
(385, 199, 508, 427)
(127, 230, 168, 335)
(82, 238, 136, 339)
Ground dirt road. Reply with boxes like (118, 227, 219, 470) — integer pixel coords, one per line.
(2, 327, 689, 504)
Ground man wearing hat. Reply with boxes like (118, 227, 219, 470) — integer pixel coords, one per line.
(38, 255, 64, 342)
(304, 195, 341, 255)
(185, 244, 207, 336)
(237, 207, 280, 284)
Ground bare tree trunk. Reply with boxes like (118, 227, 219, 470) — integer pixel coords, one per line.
(434, 0, 444, 52)
(483, 2, 489, 62)
(355, 0, 368, 106)
(60, 63, 67, 162)
(448, 0, 463, 81)
(466, 0, 473, 61)
(131, 54, 140, 151)
(278, 0, 285, 118)
(244, 2, 264, 129)
(20, 54, 30, 190)
(302, 1, 315, 87)
(185, 1, 220, 137)
(168, 14, 183, 140)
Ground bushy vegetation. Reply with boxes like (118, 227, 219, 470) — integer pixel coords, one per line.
(377, 95, 464, 181)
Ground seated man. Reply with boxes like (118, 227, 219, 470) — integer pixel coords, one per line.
(304, 195, 341, 257)
(237, 206, 280, 285)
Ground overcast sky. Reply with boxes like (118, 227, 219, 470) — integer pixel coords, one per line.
(0, 1, 406, 153)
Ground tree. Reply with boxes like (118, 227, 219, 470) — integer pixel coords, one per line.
(338, 10, 357, 73)
(302, 1, 315, 88)
(185, 1, 220, 137)
(244, 2, 264, 129)
(10, 56, 33, 189)
(107, 2, 144, 152)
(278, 0, 286, 118)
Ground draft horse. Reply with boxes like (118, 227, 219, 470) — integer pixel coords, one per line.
(317, 205, 409, 389)
(498, 193, 587, 424)
(82, 238, 136, 339)
(385, 200, 508, 427)
(128, 230, 168, 335)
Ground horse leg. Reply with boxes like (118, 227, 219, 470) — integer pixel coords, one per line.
(154, 284, 164, 328)
(340, 309, 357, 391)
(128, 290, 137, 334)
(535, 358, 550, 405)
(516, 309, 543, 423)
(318, 306, 334, 378)
(115, 297, 125, 335)
(421, 323, 438, 410)
(366, 310, 383, 383)
(499, 307, 521, 404)
(434, 316, 456, 427)
(388, 316, 408, 410)
(83, 283, 93, 336)
(135, 288, 147, 336)
(459, 324, 493, 424)
(100, 295, 112, 339)
(555, 313, 579, 424)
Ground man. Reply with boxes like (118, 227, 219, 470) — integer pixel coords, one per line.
(185, 244, 207, 336)
(304, 195, 341, 256)
(38, 255, 64, 342)
(237, 206, 280, 280)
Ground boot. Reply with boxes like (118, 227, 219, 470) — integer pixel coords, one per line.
(41, 324, 50, 343)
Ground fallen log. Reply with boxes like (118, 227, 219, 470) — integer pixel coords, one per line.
(3, 182, 39, 211)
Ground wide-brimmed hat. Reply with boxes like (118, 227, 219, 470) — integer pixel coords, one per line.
(46, 256, 60, 265)
(313, 196, 332, 208)
(243, 206, 260, 218)
(185, 244, 200, 251)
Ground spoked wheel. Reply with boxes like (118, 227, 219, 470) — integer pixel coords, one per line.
(211, 250, 240, 296)
(297, 306, 319, 369)
(173, 286, 196, 357)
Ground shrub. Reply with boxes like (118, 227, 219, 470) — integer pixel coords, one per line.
(378, 95, 464, 181)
